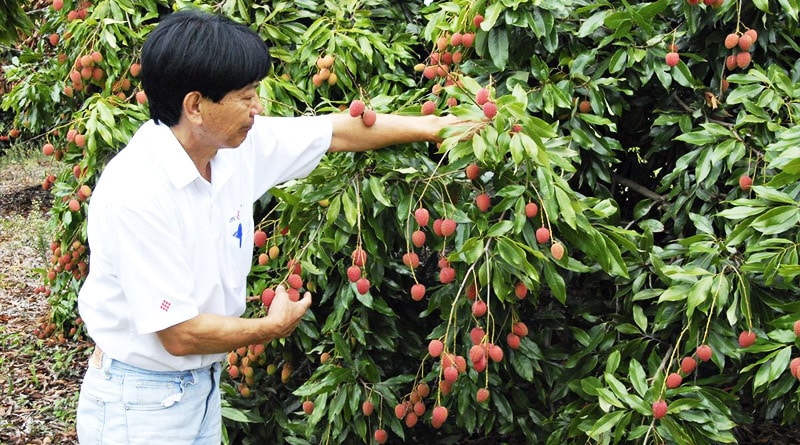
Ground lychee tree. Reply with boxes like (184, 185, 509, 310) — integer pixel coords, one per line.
(2, 0, 800, 444)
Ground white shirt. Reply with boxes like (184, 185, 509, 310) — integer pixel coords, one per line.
(78, 115, 332, 371)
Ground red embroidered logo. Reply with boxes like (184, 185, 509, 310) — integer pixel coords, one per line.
(160, 300, 171, 311)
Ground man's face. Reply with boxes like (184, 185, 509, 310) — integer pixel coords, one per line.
(200, 83, 264, 149)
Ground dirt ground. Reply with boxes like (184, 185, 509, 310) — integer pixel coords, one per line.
(0, 155, 84, 445)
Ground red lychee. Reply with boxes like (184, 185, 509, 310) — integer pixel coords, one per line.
(347, 265, 361, 282)
(475, 193, 491, 212)
(666, 372, 682, 389)
(652, 400, 668, 419)
(738, 331, 756, 348)
(411, 230, 426, 247)
(356, 277, 370, 295)
(696, 344, 713, 362)
(680, 356, 697, 375)
(349, 99, 365, 117)
(535, 227, 550, 244)
(414, 207, 430, 227)
(441, 219, 457, 237)
(465, 163, 480, 180)
(665, 52, 680, 67)
(411, 283, 426, 301)
(739, 175, 752, 191)
(482, 101, 498, 119)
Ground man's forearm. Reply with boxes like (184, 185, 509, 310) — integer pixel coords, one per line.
(328, 113, 456, 152)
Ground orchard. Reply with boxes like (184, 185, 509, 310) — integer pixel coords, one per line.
(1, 0, 799, 444)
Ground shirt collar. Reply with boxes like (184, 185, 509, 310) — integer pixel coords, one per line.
(147, 120, 205, 189)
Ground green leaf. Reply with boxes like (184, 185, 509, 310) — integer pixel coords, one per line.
(488, 28, 509, 71)
(750, 206, 800, 235)
(456, 237, 485, 264)
(589, 410, 628, 439)
(579, 10, 612, 37)
(368, 176, 393, 207)
(341, 190, 358, 228)
(486, 220, 514, 237)
(687, 275, 714, 316)
(629, 360, 647, 397)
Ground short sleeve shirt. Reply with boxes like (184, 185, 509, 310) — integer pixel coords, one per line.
(77, 115, 332, 371)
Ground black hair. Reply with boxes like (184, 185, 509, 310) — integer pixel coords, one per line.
(141, 9, 272, 126)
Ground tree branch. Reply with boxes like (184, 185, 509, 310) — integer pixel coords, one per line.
(611, 173, 665, 202)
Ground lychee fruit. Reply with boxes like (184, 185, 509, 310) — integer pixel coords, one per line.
(346, 265, 361, 283)
(512, 321, 529, 337)
(535, 227, 550, 244)
(428, 339, 444, 357)
(351, 248, 367, 267)
(476, 388, 490, 403)
(652, 400, 668, 419)
(361, 109, 377, 127)
(482, 101, 498, 119)
(696, 344, 713, 362)
(374, 428, 388, 444)
(476, 88, 490, 106)
(356, 277, 370, 295)
(431, 405, 448, 428)
(739, 175, 752, 191)
(422, 100, 436, 116)
(665, 52, 680, 67)
(724, 33, 739, 49)
(349, 99, 365, 117)
(738, 331, 756, 348)
(440, 266, 456, 284)
(414, 207, 430, 227)
(525, 202, 538, 218)
(403, 252, 420, 269)
(550, 242, 565, 260)
(441, 219, 457, 237)
(666, 372, 682, 389)
(472, 300, 487, 317)
(302, 400, 314, 415)
(362, 400, 374, 416)
(465, 163, 480, 180)
(680, 356, 697, 375)
(411, 230, 426, 247)
(514, 282, 528, 299)
(287, 273, 303, 290)
(411, 283, 426, 301)
(738, 34, 753, 51)
(736, 51, 751, 69)
(261, 288, 275, 306)
(791, 357, 800, 378)
(475, 193, 491, 212)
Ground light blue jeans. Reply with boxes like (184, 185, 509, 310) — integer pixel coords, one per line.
(76, 352, 222, 444)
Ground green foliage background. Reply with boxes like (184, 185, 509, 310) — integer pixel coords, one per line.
(2, 0, 799, 443)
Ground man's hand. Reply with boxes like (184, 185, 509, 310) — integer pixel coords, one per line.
(157, 285, 313, 356)
(263, 284, 312, 338)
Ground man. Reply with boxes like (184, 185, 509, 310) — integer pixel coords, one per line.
(76, 9, 455, 444)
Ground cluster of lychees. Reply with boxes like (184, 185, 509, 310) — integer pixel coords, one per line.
(415, 13, 485, 115)
(347, 246, 371, 295)
(348, 99, 377, 127)
(311, 54, 337, 87)
(723, 28, 758, 73)
(652, 343, 715, 420)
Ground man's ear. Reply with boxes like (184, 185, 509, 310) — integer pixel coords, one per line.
(182, 91, 203, 125)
